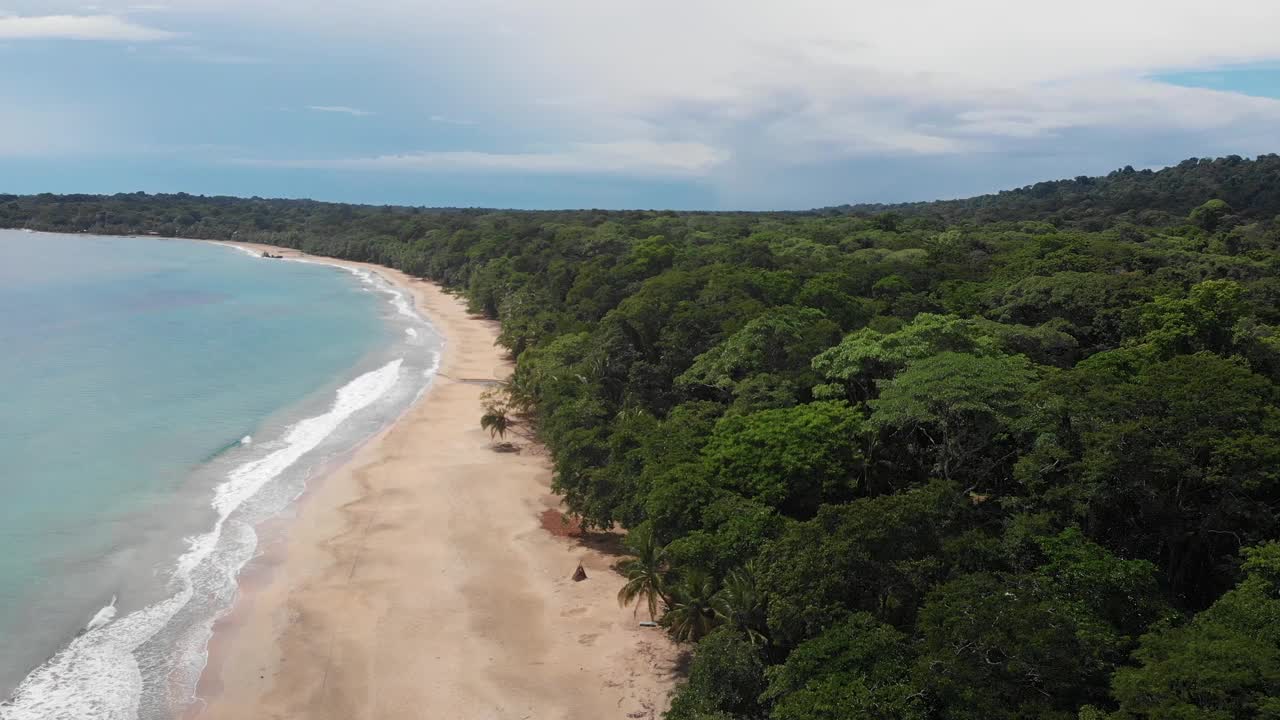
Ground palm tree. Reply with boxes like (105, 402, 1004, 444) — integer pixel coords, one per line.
(711, 566, 769, 646)
(616, 524, 667, 621)
(480, 407, 511, 440)
(662, 570, 719, 642)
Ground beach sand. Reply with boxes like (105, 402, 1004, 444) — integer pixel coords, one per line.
(192, 243, 679, 720)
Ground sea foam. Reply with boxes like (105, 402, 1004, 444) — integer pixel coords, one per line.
(216, 243, 263, 259)
(336, 266, 420, 322)
(219, 247, 429, 334)
(0, 359, 404, 720)
(84, 597, 118, 633)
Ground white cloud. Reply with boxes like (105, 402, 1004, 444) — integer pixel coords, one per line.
(163, 0, 1280, 165)
(0, 13, 175, 40)
(240, 140, 728, 177)
(306, 105, 374, 117)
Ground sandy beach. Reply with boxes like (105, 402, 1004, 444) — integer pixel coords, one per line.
(192, 242, 679, 720)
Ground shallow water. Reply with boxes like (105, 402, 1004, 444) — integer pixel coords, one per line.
(0, 232, 441, 719)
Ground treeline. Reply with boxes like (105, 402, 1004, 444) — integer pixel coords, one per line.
(836, 153, 1280, 230)
(6, 156, 1280, 719)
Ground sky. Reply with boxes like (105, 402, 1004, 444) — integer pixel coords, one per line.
(1, 2, 1280, 210)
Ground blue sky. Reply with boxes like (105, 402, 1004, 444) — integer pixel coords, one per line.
(2, 2, 1280, 210)
(1154, 65, 1280, 100)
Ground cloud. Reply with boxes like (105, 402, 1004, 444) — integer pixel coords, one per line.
(25, 2, 1280, 159)
(306, 105, 375, 117)
(8, 0, 1280, 206)
(203, 0, 1280, 174)
(239, 140, 728, 177)
(0, 14, 175, 40)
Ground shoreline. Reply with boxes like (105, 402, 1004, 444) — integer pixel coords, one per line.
(190, 242, 679, 720)
(0, 231, 442, 719)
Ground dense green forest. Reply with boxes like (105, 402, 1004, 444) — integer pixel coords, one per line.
(838, 153, 1280, 229)
(6, 155, 1280, 719)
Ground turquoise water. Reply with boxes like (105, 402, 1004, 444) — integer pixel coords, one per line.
(0, 232, 441, 719)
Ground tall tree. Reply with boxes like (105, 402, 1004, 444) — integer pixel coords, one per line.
(711, 566, 769, 646)
(616, 524, 668, 620)
(868, 351, 1038, 488)
(663, 570, 720, 642)
(1110, 542, 1280, 719)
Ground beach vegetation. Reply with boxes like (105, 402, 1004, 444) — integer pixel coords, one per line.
(617, 523, 668, 621)
(480, 385, 517, 441)
(709, 566, 768, 647)
(479, 407, 511, 440)
(661, 569, 720, 643)
(666, 628, 767, 720)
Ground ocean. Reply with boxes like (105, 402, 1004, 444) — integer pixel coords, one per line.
(0, 231, 442, 719)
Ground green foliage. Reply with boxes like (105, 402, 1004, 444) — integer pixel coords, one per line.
(770, 676, 927, 720)
(677, 306, 840, 400)
(667, 629, 768, 720)
(479, 408, 511, 440)
(764, 613, 926, 720)
(11, 154, 1280, 720)
(811, 313, 984, 400)
(1058, 352, 1280, 605)
(1136, 279, 1250, 357)
(1033, 528, 1170, 634)
(796, 274, 875, 330)
(918, 572, 1108, 719)
(1189, 198, 1234, 232)
(1111, 542, 1280, 720)
(711, 566, 769, 646)
(756, 481, 956, 643)
(701, 401, 867, 517)
(836, 155, 1280, 228)
(914, 530, 1168, 719)
(617, 523, 668, 621)
(869, 351, 1037, 485)
(989, 271, 1141, 351)
(663, 569, 721, 642)
(479, 387, 516, 440)
(663, 494, 783, 576)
